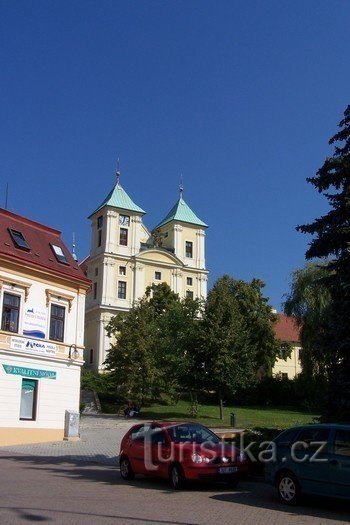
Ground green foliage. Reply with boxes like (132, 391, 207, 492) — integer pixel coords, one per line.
(203, 275, 282, 413)
(81, 369, 119, 402)
(234, 374, 327, 410)
(104, 283, 204, 405)
(284, 262, 331, 377)
(297, 105, 350, 422)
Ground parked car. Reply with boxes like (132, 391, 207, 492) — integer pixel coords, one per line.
(119, 421, 249, 489)
(265, 423, 350, 505)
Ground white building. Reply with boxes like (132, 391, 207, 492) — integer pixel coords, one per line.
(0, 208, 90, 445)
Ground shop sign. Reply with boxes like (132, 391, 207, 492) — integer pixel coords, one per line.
(23, 306, 47, 339)
(10, 336, 57, 356)
(2, 364, 56, 379)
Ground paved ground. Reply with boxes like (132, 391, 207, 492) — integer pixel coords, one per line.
(0, 415, 349, 525)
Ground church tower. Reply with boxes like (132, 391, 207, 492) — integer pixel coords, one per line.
(154, 184, 208, 299)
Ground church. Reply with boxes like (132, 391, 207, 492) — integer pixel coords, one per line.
(82, 171, 208, 371)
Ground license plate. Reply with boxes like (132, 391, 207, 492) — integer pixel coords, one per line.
(218, 467, 238, 474)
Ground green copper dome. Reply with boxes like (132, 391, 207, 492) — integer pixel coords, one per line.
(89, 181, 145, 218)
(155, 197, 207, 228)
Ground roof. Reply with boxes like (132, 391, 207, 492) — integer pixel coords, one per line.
(155, 197, 207, 228)
(273, 313, 300, 343)
(89, 181, 145, 218)
(0, 208, 90, 286)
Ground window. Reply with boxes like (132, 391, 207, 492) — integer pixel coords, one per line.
(119, 266, 126, 276)
(335, 430, 350, 457)
(93, 282, 97, 300)
(1, 293, 20, 333)
(281, 373, 288, 380)
(119, 214, 130, 226)
(164, 232, 169, 238)
(50, 244, 68, 264)
(98, 229, 102, 247)
(8, 229, 30, 250)
(119, 228, 128, 246)
(49, 304, 65, 342)
(185, 241, 193, 258)
(118, 281, 127, 299)
(155, 271, 161, 280)
(95, 267, 98, 276)
(89, 348, 94, 365)
(97, 215, 103, 229)
(20, 378, 38, 420)
(186, 277, 193, 286)
(186, 290, 194, 300)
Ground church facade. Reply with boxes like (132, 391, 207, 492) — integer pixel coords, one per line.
(82, 173, 208, 371)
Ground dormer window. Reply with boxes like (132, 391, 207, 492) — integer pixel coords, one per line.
(8, 229, 30, 251)
(50, 244, 68, 265)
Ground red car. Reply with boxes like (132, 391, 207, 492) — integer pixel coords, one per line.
(119, 421, 249, 489)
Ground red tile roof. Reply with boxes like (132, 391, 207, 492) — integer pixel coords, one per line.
(0, 208, 90, 286)
(273, 313, 300, 343)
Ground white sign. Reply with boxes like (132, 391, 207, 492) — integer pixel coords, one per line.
(11, 336, 57, 356)
(23, 306, 47, 339)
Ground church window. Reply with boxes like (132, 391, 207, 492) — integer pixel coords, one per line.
(93, 282, 97, 300)
(98, 230, 102, 247)
(186, 277, 193, 286)
(119, 228, 128, 246)
(118, 281, 127, 299)
(119, 266, 126, 275)
(119, 215, 130, 226)
(155, 271, 161, 280)
(186, 290, 194, 300)
(185, 241, 193, 258)
(97, 216, 103, 229)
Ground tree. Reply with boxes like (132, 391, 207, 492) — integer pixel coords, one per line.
(284, 262, 331, 378)
(203, 275, 281, 419)
(297, 105, 350, 421)
(104, 282, 205, 408)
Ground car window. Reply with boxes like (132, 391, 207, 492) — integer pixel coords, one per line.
(131, 424, 151, 442)
(294, 428, 330, 452)
(274, 428, 300, 448)
(151, 427, 167, 445)
(167, 423, 220, 444)
(334, 429, 350, 457)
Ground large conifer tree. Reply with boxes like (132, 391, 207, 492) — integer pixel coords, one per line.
(297, 105, 350, 421)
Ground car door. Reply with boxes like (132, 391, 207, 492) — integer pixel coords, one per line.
(128, 423, 151, 475)
(329, 428, 350, 499)
(291, 427, 331, 496)
(150, 425, 171, 478)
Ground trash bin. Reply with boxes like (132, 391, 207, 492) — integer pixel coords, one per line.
(64, 410, 80, 440)
(230, 413, 236, 427)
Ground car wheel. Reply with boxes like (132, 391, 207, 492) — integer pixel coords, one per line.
(169, 464, 186, 490)
(119, 456, 134, 480)
(277, 471, 301, 505)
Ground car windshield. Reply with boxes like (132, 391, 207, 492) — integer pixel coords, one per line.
(167, 423, 221, 444)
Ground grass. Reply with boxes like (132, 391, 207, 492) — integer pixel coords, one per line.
(140, 400, 319, 429)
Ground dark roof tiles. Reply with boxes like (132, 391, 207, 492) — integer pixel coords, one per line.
(0, 208, 90, 285)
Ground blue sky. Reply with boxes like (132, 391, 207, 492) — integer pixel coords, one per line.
(1, 0, 349, 309)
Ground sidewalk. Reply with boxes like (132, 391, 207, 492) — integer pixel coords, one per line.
(0, 415, 242, 466)
(0, 414, 138, 466)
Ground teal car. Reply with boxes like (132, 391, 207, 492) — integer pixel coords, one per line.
(265, 424, 350, 505)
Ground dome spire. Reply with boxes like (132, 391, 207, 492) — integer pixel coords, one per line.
(179, 174, 184, 199)
(116, 157, 121, 185)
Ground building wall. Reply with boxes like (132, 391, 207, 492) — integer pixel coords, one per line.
(273, 345, 302, 379)
(0, 265, 87, 445)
